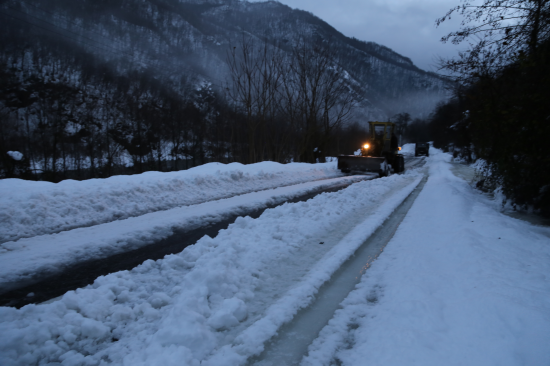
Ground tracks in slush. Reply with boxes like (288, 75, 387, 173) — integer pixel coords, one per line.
(248, 174, 428, 366)
(1, 158, 426, 308)
(0, 177, 373, 308)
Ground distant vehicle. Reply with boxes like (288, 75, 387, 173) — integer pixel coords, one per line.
(415, 142, 429, 157)
(337, 121, 405, 177)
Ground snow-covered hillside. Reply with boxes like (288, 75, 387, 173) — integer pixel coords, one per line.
(0, 0, 451, 181)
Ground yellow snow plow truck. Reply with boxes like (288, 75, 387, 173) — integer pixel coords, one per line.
(337, 121, 405, 177)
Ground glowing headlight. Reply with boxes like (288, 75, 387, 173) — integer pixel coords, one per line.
(363, 144, 370, 149)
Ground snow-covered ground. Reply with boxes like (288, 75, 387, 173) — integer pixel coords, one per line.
(0, 174, 369, 290)
(0, 167, 423, 365)
(0, 161, 343, 243)
(1, 146, 549, 366)
(303, 148, 550, 366)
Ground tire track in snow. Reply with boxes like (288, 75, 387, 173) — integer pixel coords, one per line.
(0, 176, 373, 307)
(249, 174, 428, 366)
(200, 173, 426, 366)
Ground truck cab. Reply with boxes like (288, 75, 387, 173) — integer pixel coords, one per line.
(415, 142, 430, 157)
(337, 121, 404, 176)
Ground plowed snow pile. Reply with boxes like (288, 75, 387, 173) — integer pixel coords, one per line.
(0, 175, 366, 288)
(0, 161, 341, 243)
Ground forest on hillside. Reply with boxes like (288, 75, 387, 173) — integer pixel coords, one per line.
(415, 0, 550, 215)
(0, 0, 449, 182)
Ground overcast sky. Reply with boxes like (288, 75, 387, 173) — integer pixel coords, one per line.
(252, 0, 468, 72)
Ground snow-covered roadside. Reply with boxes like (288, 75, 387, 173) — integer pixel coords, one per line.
(302, 149, 550, 366)
(0, 175, 368, 289)
(400, 142, 416, 156)
(0, 161, 342, 243)
(0, 170, 423, 366)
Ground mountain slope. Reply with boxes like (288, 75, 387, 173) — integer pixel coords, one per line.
(0, 0, 450, 179)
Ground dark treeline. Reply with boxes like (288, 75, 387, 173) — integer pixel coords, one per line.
(0, 32, 367, 181)
(0, 46, 366, 182)
(226, 35, 357, 165)
(424, 43, 550, 215)
(423, 0, 550, 215)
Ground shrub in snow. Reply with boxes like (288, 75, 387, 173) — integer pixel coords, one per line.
(1, 151, 30, 179)
(7, 151, 23, 161)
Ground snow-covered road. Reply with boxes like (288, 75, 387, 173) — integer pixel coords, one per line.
(1, 146, 549, 366)
(0, 173, 373, 294)
(0, 151, 424, 365)
(302, 152, 550, 366)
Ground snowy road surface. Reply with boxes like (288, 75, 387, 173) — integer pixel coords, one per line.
(302, 152, 550, 366)
(0, 173, 372, 294)
(1, 146, 550, 366)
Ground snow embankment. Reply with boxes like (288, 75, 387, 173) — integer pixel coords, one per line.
(0, 175, 367, 288)
(0, 161, 341, 243)
(400, 142, 416, 156)
(302, 149, 550, 366)
(0, 171, 423, 366)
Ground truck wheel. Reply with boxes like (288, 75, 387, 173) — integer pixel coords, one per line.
(396, 156, 405, 173)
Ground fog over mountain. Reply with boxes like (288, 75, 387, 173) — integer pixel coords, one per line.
(0, 0, 451, 179)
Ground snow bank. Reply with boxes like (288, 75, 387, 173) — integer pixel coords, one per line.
(302, 149, 550, 366)
(400, 143, 415, 156)
(7, 151, 24, 161)
(0, 161, 341, 243)
(0, 171, 422, 366)
(0, 176, 366, 288)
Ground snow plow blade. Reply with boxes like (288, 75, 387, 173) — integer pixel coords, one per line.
(337, 155, 387, 175)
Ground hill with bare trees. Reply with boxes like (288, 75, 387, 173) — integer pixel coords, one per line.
(0, 0, 450, 181)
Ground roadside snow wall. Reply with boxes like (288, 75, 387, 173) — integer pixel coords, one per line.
(0, 161, 341, 243)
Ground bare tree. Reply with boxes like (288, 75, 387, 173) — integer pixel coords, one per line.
(392, 112, 411, 138)
(437, 0, 550, 79)
(288, 37, 355, 163)
(226, 34, 283, 163)
(227, 34, 356, 164)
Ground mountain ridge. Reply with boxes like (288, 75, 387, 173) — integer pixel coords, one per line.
(0, 0, 450, 179)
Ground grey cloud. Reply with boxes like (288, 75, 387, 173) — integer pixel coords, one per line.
(251, 0, 466, 72)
